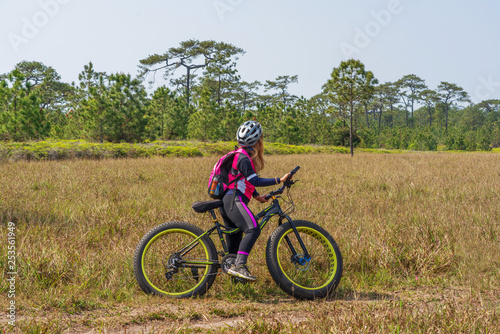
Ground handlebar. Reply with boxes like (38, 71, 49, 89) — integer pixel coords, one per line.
(264, 166, 300, 200)
(288, 166, 300, 180)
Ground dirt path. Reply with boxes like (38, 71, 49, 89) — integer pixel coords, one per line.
(3, 287, 499, 333)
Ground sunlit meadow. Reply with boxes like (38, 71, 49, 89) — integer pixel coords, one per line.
(1, 152, 499, 332)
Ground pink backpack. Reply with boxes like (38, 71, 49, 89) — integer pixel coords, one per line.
(208, 148, 250, 199)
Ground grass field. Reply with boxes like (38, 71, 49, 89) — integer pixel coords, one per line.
(1, 152, 499, 333)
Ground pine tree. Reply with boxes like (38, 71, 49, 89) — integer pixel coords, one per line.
(148, 86, 189, 140)
(187, 87, 220, 141)
(323, 59, 377, 156)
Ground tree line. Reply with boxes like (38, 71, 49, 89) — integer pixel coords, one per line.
(1, 39, 499, 151)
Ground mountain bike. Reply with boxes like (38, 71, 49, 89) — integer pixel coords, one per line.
(133, 166, 343, 300)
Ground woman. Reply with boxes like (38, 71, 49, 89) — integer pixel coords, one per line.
(220, 121, 291, 281)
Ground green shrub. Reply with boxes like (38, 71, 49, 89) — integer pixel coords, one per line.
(0, 140, 348, 162)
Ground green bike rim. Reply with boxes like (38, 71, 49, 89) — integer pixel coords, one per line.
(141, 228, 210, 296)
(276, 226, 338, 290)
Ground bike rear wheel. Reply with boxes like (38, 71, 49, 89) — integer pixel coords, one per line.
(266, 220, 342, 299)
(133, 221, 218, 298)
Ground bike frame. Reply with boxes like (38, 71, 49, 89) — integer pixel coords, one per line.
(176, 193, 311, 269)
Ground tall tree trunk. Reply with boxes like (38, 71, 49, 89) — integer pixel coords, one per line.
(445, 104, 449, 132)
(217, 74, 221, 107)
(411, 100, 414, 128)
(349, 99, 354, 157)
(405, 106, 408, 127)
(186, 68, 191, 106)
(428, 105, 432, 127)
(378, 106, 383, 131)
(365, 105, 370, 128)
(161, 100, 165, 138)
(242, 92, 247, 115)
(390, 104, 394, 128)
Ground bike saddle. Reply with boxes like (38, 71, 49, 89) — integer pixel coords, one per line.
(191, 200, 223, 213)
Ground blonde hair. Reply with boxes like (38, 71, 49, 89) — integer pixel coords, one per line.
(250, 137, 265, 173)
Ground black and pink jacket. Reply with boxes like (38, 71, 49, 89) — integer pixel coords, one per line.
(226, 147, 281, 201)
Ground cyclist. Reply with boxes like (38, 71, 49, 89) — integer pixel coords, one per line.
(221, 121, 291, 281)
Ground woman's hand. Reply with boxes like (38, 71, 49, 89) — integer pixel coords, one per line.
(280, 173, 292, 183)
(254, 195, 269, 203)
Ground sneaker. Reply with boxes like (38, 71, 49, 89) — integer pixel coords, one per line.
(227, 264, 257, 281)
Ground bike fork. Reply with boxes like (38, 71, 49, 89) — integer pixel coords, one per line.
(280, 216, 311, 264)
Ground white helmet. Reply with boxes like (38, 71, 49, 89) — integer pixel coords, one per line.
(237, 121, 263, 147)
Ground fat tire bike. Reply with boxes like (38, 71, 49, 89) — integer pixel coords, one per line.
(133, 166, 343, 300)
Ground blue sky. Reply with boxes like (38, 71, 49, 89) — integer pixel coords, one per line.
(1, 0, 499, 104)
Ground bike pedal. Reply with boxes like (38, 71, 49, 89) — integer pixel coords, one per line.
(191, 267, 199, 282)
(231, 276, 248, 285)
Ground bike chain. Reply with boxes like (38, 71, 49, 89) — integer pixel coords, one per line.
(165, 260, 223, 281)
(165, 255, 246, 281)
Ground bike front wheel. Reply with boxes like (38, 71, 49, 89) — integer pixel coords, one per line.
(133, 221, 218, 298)
(266, 220, 342, 299)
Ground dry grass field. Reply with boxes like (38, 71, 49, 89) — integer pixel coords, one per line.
(1, 152, 499, 333)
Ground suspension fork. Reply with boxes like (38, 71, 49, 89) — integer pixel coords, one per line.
(280, 215, 311, 264)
